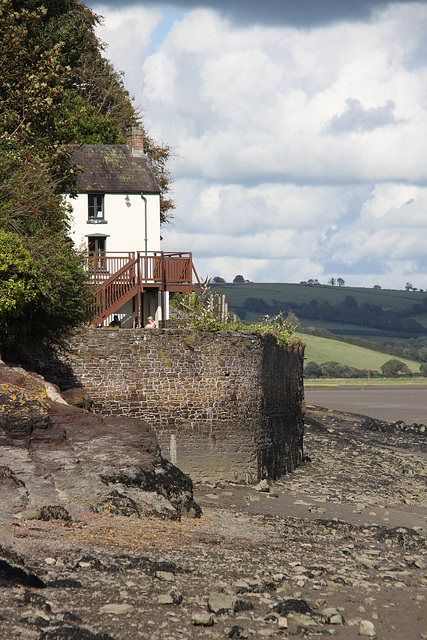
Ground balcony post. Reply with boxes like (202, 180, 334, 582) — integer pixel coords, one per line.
(160, 252, 166, 329)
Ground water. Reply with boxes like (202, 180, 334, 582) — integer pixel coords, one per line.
(305, 386, 427, 424)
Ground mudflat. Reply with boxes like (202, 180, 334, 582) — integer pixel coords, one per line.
(1, 406, 426, 640)
(305, 386, 426, 423)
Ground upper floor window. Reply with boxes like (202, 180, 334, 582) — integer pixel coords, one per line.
(88, 193, 105, 222)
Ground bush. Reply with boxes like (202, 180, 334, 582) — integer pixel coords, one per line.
(171, 285, 299, 348)
(0, 229, 90, 357)
(304, 361, 323, 378)
(381, 359, 412, 377)
(419, 363, 427, 376)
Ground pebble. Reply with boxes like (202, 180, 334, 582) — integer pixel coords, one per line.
(99, 603, 134, 614)
(155, 570, 175, 582)
(192, 612, 215, 626)
(359, 619, 376, 637)
(254, 479, 270, 493)
(208, 592, 237, 614)
(2, 406, 426, 640)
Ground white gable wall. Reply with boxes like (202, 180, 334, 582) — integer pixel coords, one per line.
(68, 192, 161, 254)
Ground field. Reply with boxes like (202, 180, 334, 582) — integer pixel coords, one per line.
(210, 281, 427, 341)
(211, 281, 427, 309)
(204, 281, 427, 380)
(300, 333, 421, 374)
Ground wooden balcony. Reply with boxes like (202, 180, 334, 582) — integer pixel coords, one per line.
(86, 251, 201, 327)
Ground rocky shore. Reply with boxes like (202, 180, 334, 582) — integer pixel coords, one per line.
(0, 366, 426, 639)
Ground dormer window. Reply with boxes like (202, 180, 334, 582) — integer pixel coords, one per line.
(88, 193, 105, 222)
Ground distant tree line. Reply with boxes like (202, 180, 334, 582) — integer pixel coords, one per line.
(233, 295, 427, 336)
(305, 358, 419, 379)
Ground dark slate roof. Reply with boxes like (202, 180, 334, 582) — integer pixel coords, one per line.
(71, 145, 160, 194)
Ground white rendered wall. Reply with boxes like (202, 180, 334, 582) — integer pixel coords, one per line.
(68, 193, 161, 254)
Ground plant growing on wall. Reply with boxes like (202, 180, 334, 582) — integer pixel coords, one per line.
(171, 282, 300, 348)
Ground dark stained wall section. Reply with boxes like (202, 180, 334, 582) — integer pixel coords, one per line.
(48, 328, 305, 483)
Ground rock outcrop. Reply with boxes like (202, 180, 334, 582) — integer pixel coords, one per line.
(0, 362, 201, 522)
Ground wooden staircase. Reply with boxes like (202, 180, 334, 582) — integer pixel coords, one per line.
(87, 251, 200, 327)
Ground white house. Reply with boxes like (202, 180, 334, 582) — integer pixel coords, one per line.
(66, 128, 198, 328)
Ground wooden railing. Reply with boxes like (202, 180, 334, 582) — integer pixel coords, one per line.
(86, 251, 201, 327)
(90, 256, 139, 323)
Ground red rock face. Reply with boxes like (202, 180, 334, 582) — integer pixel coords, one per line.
(0, 362, 201, 522)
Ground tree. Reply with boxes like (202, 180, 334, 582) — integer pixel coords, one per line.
(405, 282, 413, 291)
(233, 275, 245, 284)
(0, 0, 176, 356)
(381, 359, 412, 377)
(337, 277, 345, 287)
(212, 276, 226, 283)
(328, 277, 336, 286)
(0, 153, 90, 357)
(0, 0, 174, 221)
(342, 295, 358, 309)
(304, 362, 322, 378)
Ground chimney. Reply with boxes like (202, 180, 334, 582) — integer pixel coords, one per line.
(126, 126, 145, 156)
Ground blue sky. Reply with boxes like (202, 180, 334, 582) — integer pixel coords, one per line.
(91, 0, 427, 288)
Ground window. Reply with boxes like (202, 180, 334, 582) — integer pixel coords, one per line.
(88, 236, 106, 254)
(88, 236, 107, 275)
(88, 194, 105, 221)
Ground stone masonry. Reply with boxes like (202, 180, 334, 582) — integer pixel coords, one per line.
(42, 328, 305, 484)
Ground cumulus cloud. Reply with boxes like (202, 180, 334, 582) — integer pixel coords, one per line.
(326, 98, 398, 133)
(91, 1, 427, 288)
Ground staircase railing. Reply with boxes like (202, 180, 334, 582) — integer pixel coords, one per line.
(86, 251, 201, 326)
(90, 256, 139, 326)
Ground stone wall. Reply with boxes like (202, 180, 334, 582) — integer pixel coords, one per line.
(42, 328, 305, 484)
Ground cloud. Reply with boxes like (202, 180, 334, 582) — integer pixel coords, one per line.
(91, 1, 427, 289)
(93, 0, 416, 28)
(326, 98, 398, 133)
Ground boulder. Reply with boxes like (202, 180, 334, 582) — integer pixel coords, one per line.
(0, 361, 201, 522)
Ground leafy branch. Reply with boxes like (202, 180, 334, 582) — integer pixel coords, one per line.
(171, 280, 300, 348)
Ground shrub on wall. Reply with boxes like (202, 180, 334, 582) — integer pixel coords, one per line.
(171, 285, 301, 348)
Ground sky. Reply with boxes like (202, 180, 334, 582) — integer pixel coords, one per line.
(90, 0, 427, 289)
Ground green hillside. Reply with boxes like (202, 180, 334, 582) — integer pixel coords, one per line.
(301, 333, 421, 374)
(211, 282, 427, 309)
(209, 282, 427, 342)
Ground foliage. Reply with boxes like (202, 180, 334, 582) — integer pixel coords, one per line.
(419, 363, 427, 376)
(0, 151, 68, 236)
(381, 359, 412, 377)
(0, 0, 174, 220)
(304, 361, 323, 377)
(0, 0, 176, 355)
(302, 333, 420, 376)
(0, 153, 91, 356)
(0, 231, 39, 342)
(246, 314, 297, 347)
(304, 360, 374, 379)
(171, 283, 299, 348)
(209, 281, 427, 344)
